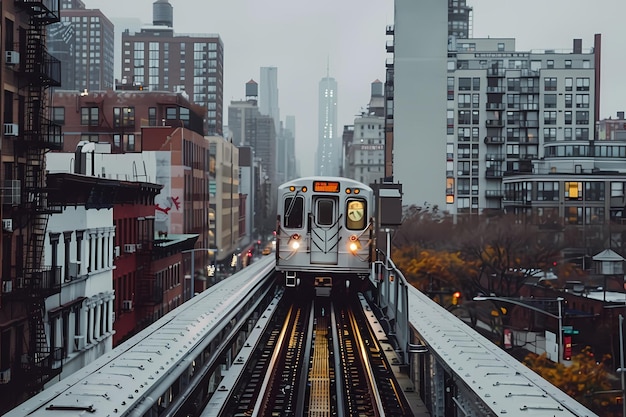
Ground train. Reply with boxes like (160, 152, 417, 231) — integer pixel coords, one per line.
(275, 176, 375, 296)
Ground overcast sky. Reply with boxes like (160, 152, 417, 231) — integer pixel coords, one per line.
(85, 0, 626, 177)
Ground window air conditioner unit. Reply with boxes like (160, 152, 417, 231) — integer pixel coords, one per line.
(123, 243, 136, 253)
(5, 51, 19, 65)
(3, 123, 18, 136)
(1, 281, 12, 293)
(0, 368, 11, 384)
(2, 219, 12, 232)
(122, 300, 133, 311)
(114, 246, 120, 257)
(74, 335, 85, 351)
(68, 261, 80, 279)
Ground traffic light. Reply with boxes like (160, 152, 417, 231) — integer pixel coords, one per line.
(452, 291, 461, 305)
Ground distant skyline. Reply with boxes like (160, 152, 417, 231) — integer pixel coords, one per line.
(84, 0, 626, 177)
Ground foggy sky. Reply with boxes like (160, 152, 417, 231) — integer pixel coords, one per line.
(85, 0, 626, 177)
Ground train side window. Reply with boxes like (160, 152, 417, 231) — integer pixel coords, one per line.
(284, 196, 304, 228)
(317, 199, 334, 226)
(346, 199, 367, 230)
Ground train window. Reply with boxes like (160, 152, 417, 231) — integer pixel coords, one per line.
(317, 199, 334, 226)
(284, 196, 304, 228)
(346, 199, 367, 230)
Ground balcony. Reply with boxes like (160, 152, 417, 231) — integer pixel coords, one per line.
(485, 153, 505, 161)
(485, 190, 504, 198)
(24, 43, 61, 87)
(386, 25, 394, 35)
(386, 40, 394, 53)
(386, 58, 394, 68)
(484, 136, 505, 144)
(15, 0, 61, 24)
(520, 69, 540, 78)
(486, 68, 505, 77)
(485, 169, 504, 179)
(486, 119, 504, 128)
(486, 102, 505, 111)
(13, 267, 62, 298)
(17, 347, 63, 390)
(27, 117, 63, 150)
(486, 86, 505, 94)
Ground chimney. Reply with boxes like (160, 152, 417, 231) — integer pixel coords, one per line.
(618, 111, 625, 120)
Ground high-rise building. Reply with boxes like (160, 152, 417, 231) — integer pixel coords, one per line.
(48, 0, 115, 91)
(317, 75, 339, 176)
(120, 0, 224, 135)
(260, 67, 280, 135)
(344, 80, 385, 185)
(228, 81, 277, 187)
(387, 0, 448, 210)
(388, 0, 607, 223)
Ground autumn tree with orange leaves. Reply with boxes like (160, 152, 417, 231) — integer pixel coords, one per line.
(391, 211, 576, 299)
(523, 347, 621, 416)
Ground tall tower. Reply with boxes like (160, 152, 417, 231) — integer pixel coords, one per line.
(121, 0, 224, 135)
(260, 67, 280, 135)
(48, 1, 115, 91)
(317, 69, 339, 176)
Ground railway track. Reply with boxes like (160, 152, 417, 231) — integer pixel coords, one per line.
(220, 293, 413, 416)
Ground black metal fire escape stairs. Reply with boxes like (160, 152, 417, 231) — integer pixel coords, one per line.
(14, 0, 63, 394)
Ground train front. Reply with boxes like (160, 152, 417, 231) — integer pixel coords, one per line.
(275, 177, 374, 296)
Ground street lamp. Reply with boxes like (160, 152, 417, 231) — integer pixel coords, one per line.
(182, 248, 213, 301)
(473, 295, 564, 363)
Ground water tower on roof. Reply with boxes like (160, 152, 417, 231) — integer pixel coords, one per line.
(153, 0, 173, 28)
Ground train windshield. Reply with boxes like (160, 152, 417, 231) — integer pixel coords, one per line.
(284, 196, 304, 228)
(346, 198, 367, 230)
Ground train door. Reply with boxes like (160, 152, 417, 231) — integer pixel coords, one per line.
(310, 196, 339, 264)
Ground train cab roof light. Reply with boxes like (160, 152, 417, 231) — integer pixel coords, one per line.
(354, 188, 360, 194)
(345, 188, 352, 194)
(289, 186, 296, 192)
(301, 186, 307, 192)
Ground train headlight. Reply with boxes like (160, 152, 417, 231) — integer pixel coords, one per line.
(348, 235, 361, 253)
(289, 233, 301, 250)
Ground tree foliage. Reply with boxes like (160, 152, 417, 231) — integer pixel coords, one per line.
(392, 213, 576, 299)
(523, 347, 619, 414)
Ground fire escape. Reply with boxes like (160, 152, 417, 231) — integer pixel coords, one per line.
(13, 0, 63, 394)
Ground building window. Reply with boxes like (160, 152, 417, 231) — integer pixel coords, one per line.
(565, 60, 572, 68)
(564, 111, 572, 125)
(565, 77, 573, 91)
(113, 107, 135, 128)
(544, 94, 557, 109)
(458, 77, 471, 91)
(564, 128, 572, 140)
(544, 111, 557, 125)
(166, 107, 177, 120)
(576, 94, 589, 108)
(575, 128, 589, 140)
(565, 207, 583, 225)
(565, 94, 572, 108)
(81, 134, 99, 142)
(585, 182, 605, 201)
(52, 107, 65, 125)
(81, 107, 99, 126)
(576, 111, 589, 125)
(547, 59, 554, 69)
(565, 181, 583, 200)
(544, 77, 557, 91)
(148, 107, 157, 126)
(537, 181, 559, 201)
(576, 77, 590, 91)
